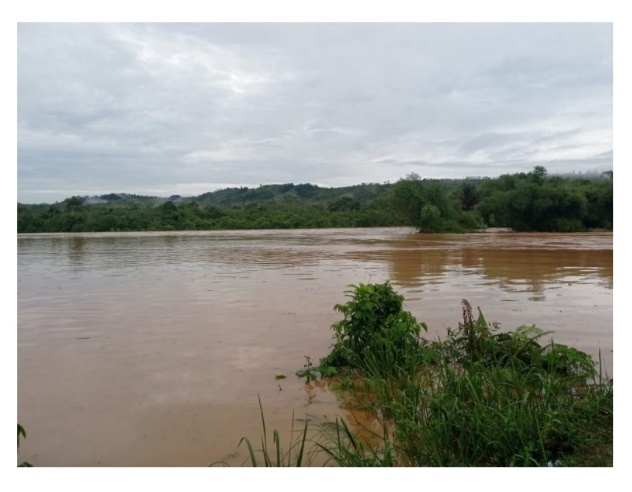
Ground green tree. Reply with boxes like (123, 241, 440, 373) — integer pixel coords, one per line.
(390, 175, 479, 232)
(458, 182, 478, 211)
(63, 196, 84, 212)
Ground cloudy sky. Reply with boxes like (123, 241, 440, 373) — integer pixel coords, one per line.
(17, 22, 612, 203)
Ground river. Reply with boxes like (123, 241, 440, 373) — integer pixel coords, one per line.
(17, 228, 613, 466)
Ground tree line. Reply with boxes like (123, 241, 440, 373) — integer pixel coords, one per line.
(17, 167, 612, 233)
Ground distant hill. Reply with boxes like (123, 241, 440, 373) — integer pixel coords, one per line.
(17, 169, 612, 233)
(191, 182, 391, 207)
(29, 182, 394, 209)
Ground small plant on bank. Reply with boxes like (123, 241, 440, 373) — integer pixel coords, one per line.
(17, 424, 32, 467)
(237, 396, 311, 467)
(432, 299, 596, 380)
(295, 355, 320, 382)
(318, 282, 427, 375)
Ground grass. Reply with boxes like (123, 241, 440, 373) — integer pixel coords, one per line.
(234, 396, 311, 467)
(316, 418, 397, 467)
(235, 354, 611, 467)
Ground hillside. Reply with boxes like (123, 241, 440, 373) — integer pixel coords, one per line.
(17, 169, 613, 233)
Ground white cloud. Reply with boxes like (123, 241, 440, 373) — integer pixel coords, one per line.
(18, 23, 613, 203)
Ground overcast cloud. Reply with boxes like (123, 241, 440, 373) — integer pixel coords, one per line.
(17, 23, 612, 203)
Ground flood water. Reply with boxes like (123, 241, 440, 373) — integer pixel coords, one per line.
(17, 228, 613, 466)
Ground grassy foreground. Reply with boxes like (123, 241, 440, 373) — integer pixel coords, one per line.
(234, 283, 612, 467)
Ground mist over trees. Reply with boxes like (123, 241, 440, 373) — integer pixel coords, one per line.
(17, 168, 613, 233)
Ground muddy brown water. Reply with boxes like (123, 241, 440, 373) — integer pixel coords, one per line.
(17, 228, 613, 466)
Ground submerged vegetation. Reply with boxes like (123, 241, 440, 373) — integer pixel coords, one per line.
(18, 167, 612, 233)
(238, 282, 612, 467)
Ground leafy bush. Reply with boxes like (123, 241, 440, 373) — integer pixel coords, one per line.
(457, 210, 485, 230)
(541, 343, 596, 380)
(432, 300, 596, 380)
(319, 282, 427, 373)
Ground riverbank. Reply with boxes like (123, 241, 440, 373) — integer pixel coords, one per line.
(235, 284, 613, 467)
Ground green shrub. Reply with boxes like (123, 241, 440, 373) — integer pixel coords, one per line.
(318, 291, 610, 467)
(319, 282, 427, 373)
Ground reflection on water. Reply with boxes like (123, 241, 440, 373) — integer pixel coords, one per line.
(363, 233, 613, 294)
(17, 228, 612, 466)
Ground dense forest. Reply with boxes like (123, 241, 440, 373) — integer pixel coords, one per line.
(17, 167, 613, 233)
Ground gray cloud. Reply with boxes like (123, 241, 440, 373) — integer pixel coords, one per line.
(18, 23, 612, 203)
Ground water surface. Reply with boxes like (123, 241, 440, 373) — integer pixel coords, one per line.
(17, 228, 613, 466)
